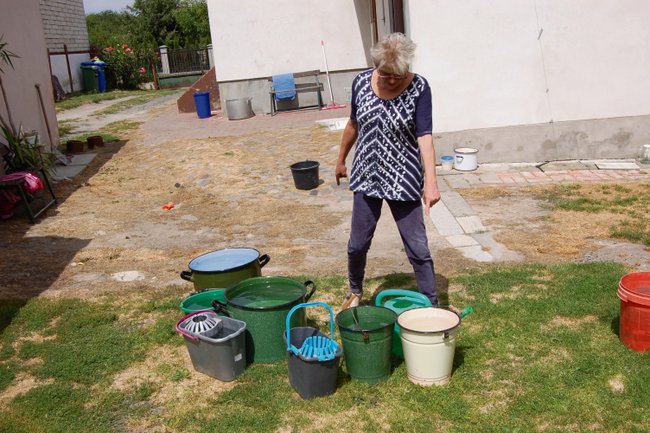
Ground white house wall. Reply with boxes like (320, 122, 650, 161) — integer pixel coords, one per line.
(0, 0, 60, 150)
(206, 0, 649, 161)
(535, 0, 650, 122)
(408, 0, 650, 133)
(208, 0, 371, 82)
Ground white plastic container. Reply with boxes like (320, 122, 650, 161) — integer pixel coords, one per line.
(454, 147, 479, 171)
(397, 307, 460, 386)
(440, 155, 454, 171)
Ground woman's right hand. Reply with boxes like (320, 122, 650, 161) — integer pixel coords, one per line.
(335, 162, 348, 185)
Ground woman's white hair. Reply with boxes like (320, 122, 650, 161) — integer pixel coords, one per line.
(370, 32, 416, 76)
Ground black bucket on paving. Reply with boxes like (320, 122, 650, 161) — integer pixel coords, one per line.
(290, 161, 319, 190)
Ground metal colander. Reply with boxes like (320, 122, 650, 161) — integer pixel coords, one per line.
(180, 311, 223, 337)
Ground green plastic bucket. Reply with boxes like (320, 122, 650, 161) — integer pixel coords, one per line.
(179, 289, 227, 314)
(335, 306, 397, 384)
(375, 289, 432, 360)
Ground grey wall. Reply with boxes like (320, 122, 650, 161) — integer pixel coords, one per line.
(434, 115, 650, 163)
(40, 0, 90, 52)
(218, 70, 362, 117)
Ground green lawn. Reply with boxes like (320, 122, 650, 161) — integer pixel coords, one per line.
(0, 262, 647, 432)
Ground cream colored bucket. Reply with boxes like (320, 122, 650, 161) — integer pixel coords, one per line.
(454, 147, 478, 171)
(397, 307, 460, 386)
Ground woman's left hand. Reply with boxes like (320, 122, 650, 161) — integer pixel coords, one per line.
(422, 183, 441, 216)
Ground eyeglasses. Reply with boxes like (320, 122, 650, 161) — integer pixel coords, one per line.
(376, 70, 407, 81)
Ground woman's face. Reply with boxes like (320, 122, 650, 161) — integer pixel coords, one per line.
(376, 69, 407, 90)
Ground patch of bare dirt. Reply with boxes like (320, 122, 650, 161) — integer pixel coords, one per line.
(460, 184, 650, 267)
(2, 99, 649, 303)
(0, 373, 54, 405)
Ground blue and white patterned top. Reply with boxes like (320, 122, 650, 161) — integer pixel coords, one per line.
(349, 69, 432, 201)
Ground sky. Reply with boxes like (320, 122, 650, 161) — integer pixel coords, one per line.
(83, 0, 134, 14)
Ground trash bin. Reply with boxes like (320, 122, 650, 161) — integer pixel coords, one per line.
(80, 61, 106, 93)
(193, 92, 212, 119)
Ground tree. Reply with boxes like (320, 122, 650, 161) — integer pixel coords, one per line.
(174, 0, 211, 47)
(86, 0, 211, 50)
(86, 11, 137, 51)
(128, 0, 181, 48)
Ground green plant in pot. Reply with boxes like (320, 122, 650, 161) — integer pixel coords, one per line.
(1, 126, 54, 173)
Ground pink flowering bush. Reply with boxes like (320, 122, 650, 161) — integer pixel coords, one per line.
(101, 43, 151, 89)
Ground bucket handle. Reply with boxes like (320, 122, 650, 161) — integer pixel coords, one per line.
(285, 301, 335, 352)
(180, 270, 193, 282)
(349, 307, 370, 341)
(175, 309, 214, 341)
(459, 306, 473, 319)
(375, 289, 432, 307)
(303, 280, 317, 302)
(211, 299, 231, 317)
(258, 254, 270, 268)
(455, 155, 464, 163)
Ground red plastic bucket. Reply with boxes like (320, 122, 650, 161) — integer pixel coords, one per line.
(617, 272, 650, 352)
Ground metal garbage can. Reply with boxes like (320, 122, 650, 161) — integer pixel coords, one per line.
(226, 97, 254, 120)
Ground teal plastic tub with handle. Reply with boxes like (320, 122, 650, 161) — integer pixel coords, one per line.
(179, 288, 227, 314)
(375, 289, 432, 359)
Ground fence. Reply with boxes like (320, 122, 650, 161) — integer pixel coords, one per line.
(157, 45, 214, 76)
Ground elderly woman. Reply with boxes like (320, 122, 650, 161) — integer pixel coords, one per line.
(335, 32, 440, 309)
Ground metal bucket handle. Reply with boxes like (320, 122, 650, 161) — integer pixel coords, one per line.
(375, 289, 431, 307)
(258, 253, 270, 268)
(179, 270, 193, 282)
(303, 280, 317, 302)
(285, 301, 335, 352)
(211, 299, 231, 316)
(175, 309, 215, 341)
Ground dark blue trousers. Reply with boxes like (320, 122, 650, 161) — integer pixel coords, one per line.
(347, 192, 438, 305)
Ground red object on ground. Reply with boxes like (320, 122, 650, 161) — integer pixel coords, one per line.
(617, 272, 650, 352)
(162, 201, 175, 211)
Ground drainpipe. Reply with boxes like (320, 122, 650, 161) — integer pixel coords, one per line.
(392, 0, 405, 34)
(370, 0, 378, 44)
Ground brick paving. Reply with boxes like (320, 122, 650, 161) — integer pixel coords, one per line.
(441, 164, 649, 189)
